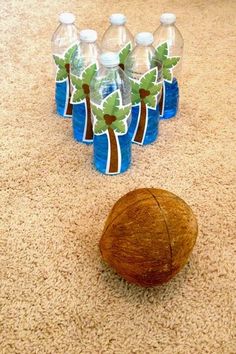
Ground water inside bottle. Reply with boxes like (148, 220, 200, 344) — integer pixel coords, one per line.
(72, 103, 94, 144)
(55, 82, 68, 117)
(161, 78, 179, 119)
(93, 84, 131, 174)
(129, 104, 160, 145)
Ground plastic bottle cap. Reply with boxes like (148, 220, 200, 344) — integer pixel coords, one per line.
(59, 12, 75, 25)
(109, 13, 126, 25)
(99, 52, 119, 67)
(135, 32, 154, 46)
(160, 13, 176, 25)
(80, 29, 97, 43)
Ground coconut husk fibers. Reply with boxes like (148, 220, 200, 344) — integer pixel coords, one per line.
(100, 188, 198, 287)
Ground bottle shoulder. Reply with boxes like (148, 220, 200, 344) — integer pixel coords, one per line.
(101, 25, 134, 51)
(79, 42, 101, 63)
(93, 67, 129, 84)
(71, 43, 100, 76)
(154, 24, 183, 42)
(153, 25, 184, 55)
(125, 46, 155, 77)
(51, 24, 78, 54)
(90, 67, 130, 100)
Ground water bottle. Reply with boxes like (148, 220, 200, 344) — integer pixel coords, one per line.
(101, 14, 134, 70)
(51, 12, 79, 117)
(153, 13, 184, 119)
(90, 52, 132, 175)
(125, 32, 162, 145)
(70, 29, 100, 143)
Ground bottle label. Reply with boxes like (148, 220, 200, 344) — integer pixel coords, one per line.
(152, 42, 180, 117)
(53, 44, 78, 117)
(118, 42, 132, 70)
(130, 67, 162, 145)
(71, 63, 98, 142)
(92, 90, 131, 174)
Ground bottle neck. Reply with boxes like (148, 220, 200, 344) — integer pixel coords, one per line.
(102, 65, 120, 74)
(135, 44, 153, 49)
(160, 22, 176, 27)
(105, 65, 119, 69)
(52, 23, 78, 54)
(111, 23, 125, 28)
(80, 41, 98, 49)
(99, 65, 121, 78)
(79, 42, 100, 63)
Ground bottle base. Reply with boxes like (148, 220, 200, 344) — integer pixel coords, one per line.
(55, 81, 72, 118)
(56, 109, 72, 118)
(160, 110, 178, 120)
(73, 134, 93, 144)
(132, 132, 158, 145)
(93, 162, 131, 175)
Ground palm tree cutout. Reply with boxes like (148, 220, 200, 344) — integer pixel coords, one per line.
(152, 42, 180, 116)
(53, 44, 78, 116)
(119, 42, 132, 70)
(71, 63, 97, 141)
(92, 90, 131, 174)
(130, 67, 162, 144)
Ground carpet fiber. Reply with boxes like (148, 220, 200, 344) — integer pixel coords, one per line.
(1, 0, 235, 353)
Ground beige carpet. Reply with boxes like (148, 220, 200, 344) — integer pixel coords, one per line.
(1, 0, 236, 353)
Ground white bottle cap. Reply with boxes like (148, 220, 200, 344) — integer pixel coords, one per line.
(59, 12, 75, 25)
(160, 13, 176, 25)
(135, 32, 154, 46)
(80, 29, 97, 43)
(109, 13, 126, 25)
(100, 52, 119, 67)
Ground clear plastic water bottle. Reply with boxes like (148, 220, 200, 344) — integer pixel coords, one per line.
(153, 13, 184, 119)
(101, 14, 134, 70)
(51, 12, 79, 117)
(90, 52, 132, 175)
(70, 29, 100, 143)
(125, 32, 162, 145)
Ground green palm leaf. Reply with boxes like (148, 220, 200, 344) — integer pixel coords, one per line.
(94, 120, 108, 134)
(103, 91, 119, 115)
(119, 42, 132, 65)
(56, 67, 67, 82)
(164, 57, 180, 69)
(130, 79, 141, 104)
(65, 44, 78, 63)
(111, 120, 126, 134)
(154, 42, 168, 62)
(163, 68, 172, 82)
(131, 92, 140, 105)
(149, 83, 162, 96)
(71, 89, 85, 103)
(144, 95, 156, 108)
(82, 63, 97, 84)
(130, 79, 140, 94)
(152, 42, 180, 83)
(53, 55, 65, 68)
(91, 104, 104, 121)
(140, 68, 157, 90)
(115, 105, 131, 120)
(71, 75, 83, 89)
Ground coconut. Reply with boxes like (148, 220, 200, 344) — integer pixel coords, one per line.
(100, 188, 198, 287)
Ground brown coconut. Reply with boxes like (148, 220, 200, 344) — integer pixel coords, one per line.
(100, 188, 198, 287)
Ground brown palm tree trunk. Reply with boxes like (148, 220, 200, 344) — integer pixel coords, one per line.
(65, 63, 73, 116)
(159, 81, 165, 117)
(84, 95, 93, 141)
(133, 99, 147, 144)
(108, 128, 119, 173)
